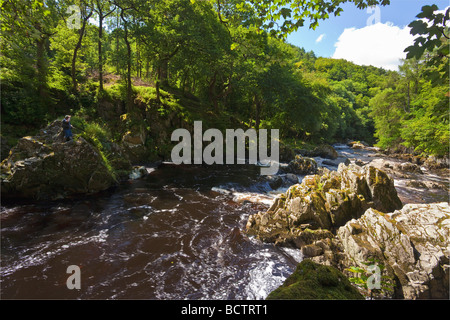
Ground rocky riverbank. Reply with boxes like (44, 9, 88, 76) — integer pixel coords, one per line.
(0, 120, 133, 200)
(1, 122, 448, 299)
(246, 143, 449, 299)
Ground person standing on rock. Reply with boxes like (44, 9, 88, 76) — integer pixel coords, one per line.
(62, 115, 74, 141)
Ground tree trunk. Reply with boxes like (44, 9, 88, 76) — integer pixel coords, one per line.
(145, 59, 150, 80)
(136, 40, 141, 78)
(155, 77, 161, 102)
(121, 8, 133, 111)
(159, 59, 169, 87)
(405, 82, 410, 113)
(208, 72, 218, 110)
(98, 16, 104, 92)
(254, 95, 261, 130)
(116, 11, 120, 74)
(72, 9, 92, 92)
(36, 36, 47, 101)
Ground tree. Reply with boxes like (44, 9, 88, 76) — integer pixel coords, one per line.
(94, 0, 116, 92)
(398, 58, 421, 113)
(247, 0, 391, 37)
(1, 0, 59, 123)
(369, 88, 405, 150)
(71, 0, 94, 92)
(404, 4, 449, 86)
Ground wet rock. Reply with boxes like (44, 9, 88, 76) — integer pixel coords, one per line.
(301, 244, 324, 257)
(297, 144, 339, 160)
(396, 162, 423, 174)
(347, 141, 369, 149)
(282, 173, 299, 186)
(424, 156, 449, 170)
(351, 143, 365, 150)
(405, 180, 428, 189)
(129, 166, 149, 180)
(337, 203, 450, 299)
(245, 164, 402, 247)
(0, 135, 12, 161)
(122, 131, 145, 146)
(121, 128, 151, 164)
(265, 175, 283, 190)
(279, 142, 296, 162)
(266, 259, 364, 300)
(321, 157, 351, 167)
(1, 122, 117, 200)
(311, 144, 339, 160)
(286, 155, 318, 175)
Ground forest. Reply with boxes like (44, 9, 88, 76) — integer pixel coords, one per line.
(1, 0, 449, 162)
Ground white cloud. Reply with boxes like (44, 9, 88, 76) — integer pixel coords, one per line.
(316, 33, 326, 43)
(332, 22, 415, 71)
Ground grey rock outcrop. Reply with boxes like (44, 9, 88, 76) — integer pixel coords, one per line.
(245, 164, 403, 246)
(337, 203, 450, 299)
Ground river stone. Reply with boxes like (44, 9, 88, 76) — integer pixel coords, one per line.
(265, 175, 283, 190)
(245, 164, 402, 247)
(1, 122, 117, 200)
(287, 155, 318, 175)
(395, 162, 423, 174)
(337, 203, 450, 299)
(312, 144, 339, 160)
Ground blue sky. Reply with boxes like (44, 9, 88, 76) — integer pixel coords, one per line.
(286, 0, 450, 70)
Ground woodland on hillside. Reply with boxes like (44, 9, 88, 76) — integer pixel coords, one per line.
(1, 0, 448, 158)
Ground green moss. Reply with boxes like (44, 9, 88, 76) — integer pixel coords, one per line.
(266, 259, 364, 300)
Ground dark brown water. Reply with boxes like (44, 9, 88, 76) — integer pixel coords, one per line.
(1, 145, 447, 300)
(0, 164, 302, 299)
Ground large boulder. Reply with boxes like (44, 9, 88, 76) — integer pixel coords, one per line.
(285, 155, 318, 175)
(245, 164, 402, 247)
(311, 144, 339, 160)
(1, 121, 118, 200)
(266, 259, 364, 300)
(337, 203, 450, 299)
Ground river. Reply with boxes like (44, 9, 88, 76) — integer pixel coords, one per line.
(0, 145, 448, 299)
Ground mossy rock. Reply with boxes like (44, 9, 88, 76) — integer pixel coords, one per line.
(266, 259, 364, 300)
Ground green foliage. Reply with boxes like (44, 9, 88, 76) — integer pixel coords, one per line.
(74, 119, 117, 178)
(369, 88, 405, 149)
(346, 258, 396, 299)
(400, 84, 449, 156)
(404, 5, 449, 86)
(1, 0, 446, 160)
(370, 4, 449, 157)
(248, 0, 391, 37)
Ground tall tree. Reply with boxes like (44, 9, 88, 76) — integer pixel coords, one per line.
(1, 0, 59, 123)
(71, 0, 94, 92)
(94, 0, 116, 92)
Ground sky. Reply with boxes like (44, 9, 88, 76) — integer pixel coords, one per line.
(286, 0, 450, 71)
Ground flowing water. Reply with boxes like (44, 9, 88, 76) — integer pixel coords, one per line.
(1, 164, 302, 299)
(1, 145, 447, 299)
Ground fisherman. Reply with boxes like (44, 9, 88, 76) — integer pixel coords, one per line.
(62, 115, 74, 141)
